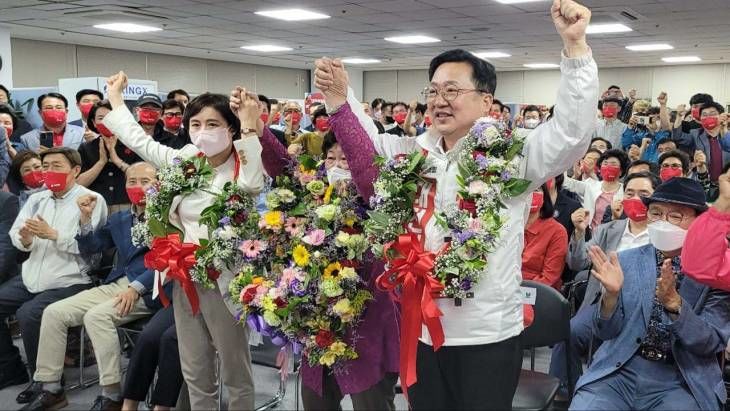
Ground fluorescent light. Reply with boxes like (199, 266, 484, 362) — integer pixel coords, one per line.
(523, 63, 559, 69)
(626, 43, 674, 51)
(495, 0, 548, 4)
(473, 51, 511, 59)
(341, 58, 381, 64)
(384, 35, 440, 44)
(241, 45, 292, 52)
(254, 9, 329, 21)
(586, 23, 632, 34)
(94, 23, 162, 33)
(662, 56, 702, 63)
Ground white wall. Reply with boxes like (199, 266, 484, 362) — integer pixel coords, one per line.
(363, 64, 730, 108)
(10, 38, 310, 98)
(0, 29, 13, 88)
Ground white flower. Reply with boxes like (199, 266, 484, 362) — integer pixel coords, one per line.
(218, 225, 237, 241)
(468, 180, 489, 196)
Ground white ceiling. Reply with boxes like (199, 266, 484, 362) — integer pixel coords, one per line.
(1, 0, 729, 71)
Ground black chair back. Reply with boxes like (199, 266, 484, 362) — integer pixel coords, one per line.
(520, 280, 571, 349)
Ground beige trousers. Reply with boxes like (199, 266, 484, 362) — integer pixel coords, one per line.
(173, 281, 254, 410)
(34, 277, 152, 385)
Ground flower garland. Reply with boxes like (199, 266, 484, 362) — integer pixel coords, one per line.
(229, 156, 373, 370)
(366, 118, 531, 300)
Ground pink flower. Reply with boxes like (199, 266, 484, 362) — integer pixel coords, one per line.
(240, 240, 266, 258)
(302, 229, 326, 246)
(299, 173, 315, 184)
(467, 218, 483, 231)
(281, 267, 304, 286)
(284, 217, 304, 236)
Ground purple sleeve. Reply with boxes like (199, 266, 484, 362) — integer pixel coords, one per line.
(260, 127, 291, 178)
(328, 102, 378, 201)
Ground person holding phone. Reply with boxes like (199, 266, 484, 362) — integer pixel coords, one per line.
(20, 93, 84, 153)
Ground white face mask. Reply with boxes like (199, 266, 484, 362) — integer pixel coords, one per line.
(190, 127, 230, 157)
(327, 166, 352, 183)
(647, 220, 687, 252)
(524, 119, 540, 129)
(374, 110, 382, 120)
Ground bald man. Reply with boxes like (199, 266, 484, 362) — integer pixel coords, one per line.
(28, 162, 160, 411)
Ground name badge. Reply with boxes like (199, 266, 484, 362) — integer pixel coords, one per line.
(520, 286, 537, 305)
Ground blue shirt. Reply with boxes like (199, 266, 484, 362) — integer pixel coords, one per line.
(621, 127, 669, 163)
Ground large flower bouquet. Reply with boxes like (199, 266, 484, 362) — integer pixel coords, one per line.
(366, 118, 531, 300)
(229, 156, 373, 370)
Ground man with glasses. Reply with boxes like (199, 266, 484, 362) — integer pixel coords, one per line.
(158, 99, 190, 149)
(272, 101, 304, 145)
(658, 150, 689, 182)
(550, 172, 659, 399)
(313, 0, 598, 408)
(571, 177, 730, 410)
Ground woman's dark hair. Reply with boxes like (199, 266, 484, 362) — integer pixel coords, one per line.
(492, 99, 503, 111)
(258, 94, 271, 112)
(312, 106, 328, 122)
(86, 100, 113, 133)
(583, 148, 603, 159)
(0, 103, 18, 130)
(322, 131, 338, 154)
(183, 93, 241, 141)
(162, 99, 185, 114)
(658, 149, 690, 174)
(554, 173, 565, 191)
(9, 150, 41, 189)
(429, 49, 497, 95)
(590, 137, 612, 150)
(371, 98, 385, 110)
(538, 183, 554, 220)
(598, 149, 630, 177)
(723, 161, 730, 174)
(624, 171, 661, 190)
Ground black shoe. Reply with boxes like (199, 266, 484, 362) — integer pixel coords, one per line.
(89, 396, 122, 411)
(20, 389, 67, 411)
(16, 381, 42, 404)
(0, 367, 29, 390)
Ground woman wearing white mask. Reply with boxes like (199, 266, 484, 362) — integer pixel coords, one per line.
(103, 72, 264, 410)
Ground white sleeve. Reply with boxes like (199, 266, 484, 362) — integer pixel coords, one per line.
(562, 175, 587, 199)
(234, 136, 265, 194)
(10, 196, 35, 252)
(102, 105, 198, 167)
(327, 87, 418, 159)
(522, 51, 599, 191)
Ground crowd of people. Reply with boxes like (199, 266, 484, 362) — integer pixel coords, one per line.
(0, 0, 729, 410)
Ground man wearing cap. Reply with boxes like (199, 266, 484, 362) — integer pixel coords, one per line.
(595, 96, 628, 149)
(134, 93, 188, 150)
(570, 177, 730, 410)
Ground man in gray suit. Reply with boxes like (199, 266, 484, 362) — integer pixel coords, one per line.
(549, 171, 659, 398)
(571, 177, 730, 410)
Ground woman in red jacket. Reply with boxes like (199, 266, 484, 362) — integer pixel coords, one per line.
(522, 179, 569, 290)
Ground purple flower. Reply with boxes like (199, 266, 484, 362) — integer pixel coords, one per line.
(501, 170, 512, 181)
(454, 230, 476, 243)
(369, 195, 384, 208)
(172, 157, 182, 165)
(460, 279, 472, 290)
(219, 216, 231, 226)
(475, 155, 489, 170)
(290, 279, 307, 297)
(470, 121, 489, 138)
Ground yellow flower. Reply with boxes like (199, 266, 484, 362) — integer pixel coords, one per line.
(263, 211, 284, 229)
(252, 276, 265, 285)
(329, 341, 347, 356)
(323, 183, 335, 204)
(323, 262, 342, 281)
(339, 266, 357, 281)
(293, 244, 310, 267)
(332, 299, 354, 322)
(319, 351, 337, 367)
(343, 215, 357, 227)
(261, 295, 276, 312)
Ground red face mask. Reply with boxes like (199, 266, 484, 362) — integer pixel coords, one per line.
(43, 171, 69, 192)
(622, 198, 648, 222)
(660, 167, 683, 182)
(602, 106, 618, 118)
(287, 112, 302, 125)
(126, 186, 147, 205)
(691, 107, 701, 121)
(2, 125, 12, 138)
(424, 115, 432, 127)
(95, 123, 114, 138)
(22, 170, 44, 189)
(138, 108, 161, 125)
(530, 191, 544, 213)
(79, 103, 94, 120)
(315, 117, 330, 132)
(701, 116, 719, 131)
(163, 116, 182, 130)
(272, 112, 281, 123)
(600, 165, 621, 182)
(393, 112, 408, 125)
(546, 178, 555, 191)
(41, 109, 67, 128)
(260, 113, 269, 123)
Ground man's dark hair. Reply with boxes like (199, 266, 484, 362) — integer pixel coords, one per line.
(658, 149, 690, 174)
(428, 49, 497, 95)
(37, 92, 68, 109)
(183, 93, 241, 141)
(167, 89, 190, 100)
(86, 100, 113, 132)
(312, 106, 328, 122)
(656, 137, 675, 147)
(75, 89, 103, 104)
(689, 93, 713, 106)
(522, 105, 540, 116)
(700, 102, 725, 115)
(538, 184, 555, 220)
(646, 106, 660, 116)
(608, 85, 621, 91)
(258, 94, 271, 112)
(381, 102, 393, 111)
(392, 102, 408, 111)
(415, 103, 427, 115)
(624, 171, 661, 190)
(492, 99, 504, 111)
(590, 137, 612, 150)
(371, 98, 385, 110)
(0, 104, 18, 130)
(0, 84, 11, 99)
(599, 149, 630, 177)
(628, 159, 657, 175)
(584, 148, 603, 159)
(40, 146, 82, 168)
(162, 99, 185, 114)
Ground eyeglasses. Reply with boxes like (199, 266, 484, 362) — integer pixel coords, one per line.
(163, 112, 183, 118)
(421, 86, 489, 102)
(660, 163, 682, 169)
(648, 208, 687, 225)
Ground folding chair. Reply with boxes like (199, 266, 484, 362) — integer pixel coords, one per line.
(251, 336, 300, 411)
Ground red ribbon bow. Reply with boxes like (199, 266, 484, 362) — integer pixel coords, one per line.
(144, 233, 201, 315)
(376, 233, 445, 395)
